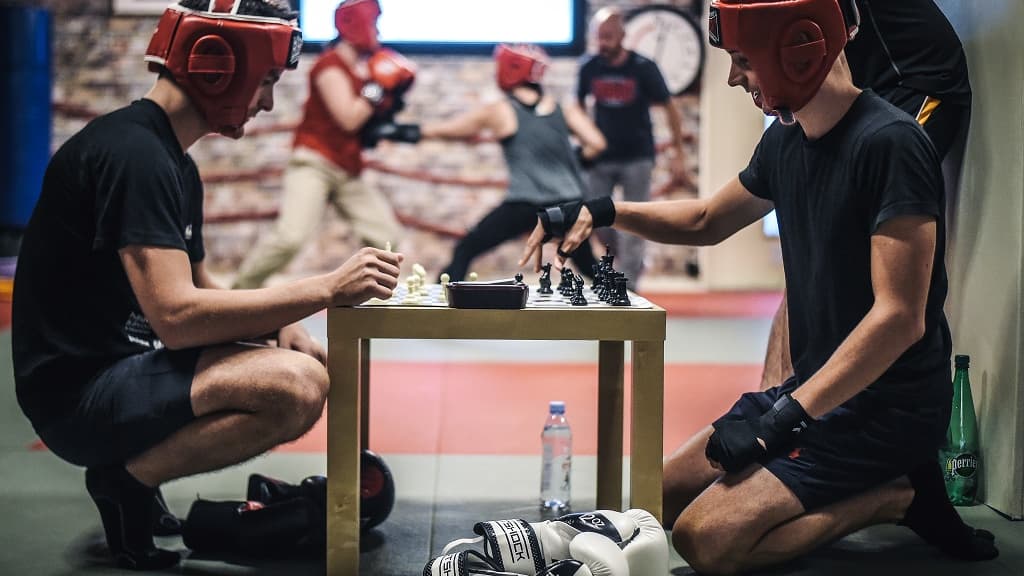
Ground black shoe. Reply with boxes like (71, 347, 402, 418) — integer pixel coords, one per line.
(85, 466, 181, 570)
(152, 488, 183, 537)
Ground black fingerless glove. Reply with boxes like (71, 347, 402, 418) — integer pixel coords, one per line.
(705, 393, 812, 473)
(537, 197, 616, 243)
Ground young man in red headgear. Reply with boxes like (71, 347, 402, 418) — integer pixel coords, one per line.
(371, 43, 608, 282)
(520, 0, 998, 572)
(11, 0, 403, 570)
(232, 0, 416, 289)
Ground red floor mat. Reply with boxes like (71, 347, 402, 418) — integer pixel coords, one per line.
(282, 362, 761, 456)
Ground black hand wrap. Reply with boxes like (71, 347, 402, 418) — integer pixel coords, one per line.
(537, 197, 615, 243)
(361, 119, 421, 148)
(705, 393, 811, 473)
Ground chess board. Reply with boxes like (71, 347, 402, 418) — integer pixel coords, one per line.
(362, 283, 654, 309)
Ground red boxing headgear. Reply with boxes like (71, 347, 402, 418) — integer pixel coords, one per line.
(709, 0, 847, 119)
(335, 0, 381, 54)
(494, 44, 548, 92)
(145, 1, 302, 137)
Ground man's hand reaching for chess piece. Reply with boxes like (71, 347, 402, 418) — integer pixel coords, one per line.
(519, 196, 615, 271)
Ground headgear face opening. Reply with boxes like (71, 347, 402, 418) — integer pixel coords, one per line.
(494, 44, 549, 92)
(335, 0, 381, 54)
(145, 1, 301, 137)
(709, 0, 847, 119)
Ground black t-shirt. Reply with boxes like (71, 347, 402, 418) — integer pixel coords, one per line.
(847, 0, 971, 105)
(577, 51, 671, 161)
(13, 99, 205, 429)
(739, 91, 951, 404)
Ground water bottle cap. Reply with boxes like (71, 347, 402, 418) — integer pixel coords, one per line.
(955, 354, 970, 368)
(549, 401, 565, 414)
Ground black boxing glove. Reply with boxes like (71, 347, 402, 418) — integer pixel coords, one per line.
(705, 393, 812, 473)
(362, 119, 421, 148)
(537, 196, 615, 243)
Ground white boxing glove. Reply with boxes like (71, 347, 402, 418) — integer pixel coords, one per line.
(423, 549, 520, 576)
(620, 509, 669, 576)
(435, 508, 666, 576)
(536, 509, 668, 576)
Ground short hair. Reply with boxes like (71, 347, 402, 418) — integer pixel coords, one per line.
(177, 0, 297, 20)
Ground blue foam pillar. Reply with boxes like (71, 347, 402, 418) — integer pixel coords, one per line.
(0, 5, 52, 253)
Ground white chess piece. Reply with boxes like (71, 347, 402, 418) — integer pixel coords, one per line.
(439, 273, 450, 303)
(468, 272, 478, 282)
(412, 263, 427, 282)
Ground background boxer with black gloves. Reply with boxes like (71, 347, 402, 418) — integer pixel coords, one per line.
(520, 0, 998, 572)
(233, 0, 411, 289)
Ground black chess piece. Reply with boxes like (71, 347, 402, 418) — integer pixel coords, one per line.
(515, 273, 524, 284)
(538, 263, 553, 294)
(570, 275, 588, 306)
(611, 276, 631, 306)
(558, 267, 573, 296)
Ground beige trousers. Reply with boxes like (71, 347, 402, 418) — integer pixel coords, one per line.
(232, 148, 401, 289)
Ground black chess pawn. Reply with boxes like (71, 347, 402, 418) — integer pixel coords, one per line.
(538, 263, 553, 294)
(514, 273, 524, 284)
(570, 275, 588, 306)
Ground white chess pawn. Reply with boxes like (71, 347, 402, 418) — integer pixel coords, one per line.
(412, 263, 427, 282)
(468, 272, 478, 282)
(439, 273, 450, 303)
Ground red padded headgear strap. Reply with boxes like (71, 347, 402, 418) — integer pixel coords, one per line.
(145, 1, 301, 137)
(494, 44, 548, 92)
(335, 0, 381, 54)
(709, 0, 847, 117)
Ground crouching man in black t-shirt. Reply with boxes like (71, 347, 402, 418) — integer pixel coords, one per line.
(11, 1, 402, 570)
(519, 0, 997, 572)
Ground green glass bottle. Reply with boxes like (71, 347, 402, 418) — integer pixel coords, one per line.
(941, 354, 979, 505)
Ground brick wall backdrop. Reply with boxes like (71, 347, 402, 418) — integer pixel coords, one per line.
(43, 0, 703, 286)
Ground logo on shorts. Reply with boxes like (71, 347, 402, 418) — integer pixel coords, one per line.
(946, 453, 978, 478)
(184, 224, 193, 240)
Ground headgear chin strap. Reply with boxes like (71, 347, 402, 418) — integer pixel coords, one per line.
(709, 0, 847, 121)
(335, 0, 381, 54)
(145, 1, 301, 137)
(494, 44, 549, 92)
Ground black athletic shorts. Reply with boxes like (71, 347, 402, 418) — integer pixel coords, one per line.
(38, 348, 201, 468)
(724, 377, 950, 511)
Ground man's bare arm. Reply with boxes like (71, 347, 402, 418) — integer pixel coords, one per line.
(122, 246, 401, 350)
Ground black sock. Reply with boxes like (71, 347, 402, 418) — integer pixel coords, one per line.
(899, 460, 998, 561)
(85, 466, 181, 570)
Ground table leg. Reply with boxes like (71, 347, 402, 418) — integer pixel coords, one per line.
(630, 340, 664, 523)
(327, 337, 361, 575)
(596, 340, 625, 511)
(361, 339, 371, 447)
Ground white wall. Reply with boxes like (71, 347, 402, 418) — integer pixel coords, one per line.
(936, 0, 1024, 519)
(698, 17, 785, 291)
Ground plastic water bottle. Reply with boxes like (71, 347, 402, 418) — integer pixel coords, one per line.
(540, 401, 572, 511)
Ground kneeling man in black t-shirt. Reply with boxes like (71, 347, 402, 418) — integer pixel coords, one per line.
(519, 0, 997, 572)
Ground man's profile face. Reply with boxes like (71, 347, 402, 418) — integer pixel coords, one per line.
(596, 19, 624, 60)
(726, 51, 766, 114)
(225, 70, 281, 139)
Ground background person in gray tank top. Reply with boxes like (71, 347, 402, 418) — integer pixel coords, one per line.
(412, 44, 608, 282)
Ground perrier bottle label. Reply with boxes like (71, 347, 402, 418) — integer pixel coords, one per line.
(946, 453, 978, 479)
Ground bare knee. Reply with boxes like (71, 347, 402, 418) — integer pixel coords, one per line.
(673, 511, 743, 576)
(260, 355, 328, 441)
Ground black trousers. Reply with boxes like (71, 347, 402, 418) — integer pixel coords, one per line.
(441, 201, 598, 282)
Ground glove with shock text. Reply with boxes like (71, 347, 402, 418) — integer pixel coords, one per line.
(705, 392, 813, 473)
